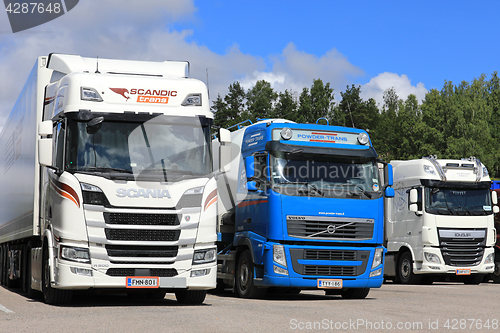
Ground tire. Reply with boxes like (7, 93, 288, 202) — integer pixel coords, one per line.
(175, 290, 207, 304)
(341, 288, 370, 299)
(492, 262, 500, 283)
(463, 274, 484, 285)
(42, 245, 72, 305)
(5, 244, 17, 289)
(397, 251, 422, 285)
(235, 250, 266, 299)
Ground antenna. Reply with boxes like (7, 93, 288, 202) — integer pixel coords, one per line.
(95, 56, 100, 74)
(206, 68, 210, 100)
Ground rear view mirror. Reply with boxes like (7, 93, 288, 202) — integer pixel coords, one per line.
(86, 116, 104, 134)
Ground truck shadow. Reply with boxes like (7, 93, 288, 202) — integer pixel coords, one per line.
(209, 288, 376, 301)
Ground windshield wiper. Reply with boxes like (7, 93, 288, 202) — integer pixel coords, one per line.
(78, 167, 133, 174)
(284, 181, 324, 196)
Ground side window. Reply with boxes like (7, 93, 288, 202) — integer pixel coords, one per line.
(254, 152, 268, 190)
(407, 187, 422, 211)
(53, 120, 65, 170)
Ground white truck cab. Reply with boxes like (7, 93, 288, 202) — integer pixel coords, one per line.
(384, 156, 497, 284)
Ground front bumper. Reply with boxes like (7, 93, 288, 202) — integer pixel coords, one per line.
(254, 243, 385, 289)
(416, 247, 495, 275)
(51, 260, 217, 290)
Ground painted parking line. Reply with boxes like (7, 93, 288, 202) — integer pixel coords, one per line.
(0, 304, 14, 314)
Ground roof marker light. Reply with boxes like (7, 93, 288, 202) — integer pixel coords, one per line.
(81, 87, 103, 102)
(357, 132, 369, 145)
(280, 127, 292, 140)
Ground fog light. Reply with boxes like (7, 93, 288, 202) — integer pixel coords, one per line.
(428, 266, 440, 270)
(274, 265, 288, 275)
(485, 253, 494, 264)
(191, 268, 210, 277)
(424, 252, 441, 264)
(70, 267, 93, 277)
(369, 268, 382, 277)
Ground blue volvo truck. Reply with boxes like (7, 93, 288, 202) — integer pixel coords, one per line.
(213, 119, 394, 299)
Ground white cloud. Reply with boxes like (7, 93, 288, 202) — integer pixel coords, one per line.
(360, 72, 428, 107)
(240, 43, 365, 95)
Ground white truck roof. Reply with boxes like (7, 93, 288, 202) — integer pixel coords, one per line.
(391, 157, 490, 183)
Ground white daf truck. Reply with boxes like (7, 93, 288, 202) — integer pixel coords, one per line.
(384, 156, 497, 284)
(0, 54, 225, 304)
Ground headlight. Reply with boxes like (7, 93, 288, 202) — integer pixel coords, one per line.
(485, 253, 494, 264)
(60, 246, 90, 263)
(193, 248, 216, 265)
(372, 248, 383, 268)
(183, 186, 204, 195)
(273, 244, 287, 267)
(424, 252, 441, 264)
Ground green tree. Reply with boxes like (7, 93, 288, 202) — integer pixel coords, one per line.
(245, 80, 277, 122)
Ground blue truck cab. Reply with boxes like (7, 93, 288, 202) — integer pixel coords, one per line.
(213, 119, 394, 299)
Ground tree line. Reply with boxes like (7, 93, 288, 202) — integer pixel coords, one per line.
(211, 73, 500, 178)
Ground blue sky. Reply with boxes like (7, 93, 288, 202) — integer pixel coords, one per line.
(0, 0, 499, 127)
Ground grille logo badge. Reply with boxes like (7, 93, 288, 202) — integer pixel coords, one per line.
(327, 225, 336, 234)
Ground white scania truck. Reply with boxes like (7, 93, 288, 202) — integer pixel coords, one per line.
(0, 54, 222, 304)
(384, 156, 497, 284)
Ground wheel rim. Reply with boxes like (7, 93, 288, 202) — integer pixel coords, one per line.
(401, 259, 411, 280)
(239, 260, 249, 291)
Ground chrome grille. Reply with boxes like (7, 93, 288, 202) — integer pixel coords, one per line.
(438, 229, 486, 267)
(304, 266, 356, 276)
(106, 268, 178, 277)
(305, 250, 356, 261)
(287, 216, 374, 240)
(105, 245, 178, 258)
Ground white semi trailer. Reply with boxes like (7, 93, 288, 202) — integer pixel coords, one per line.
(0, 54, 221, 304)
(384, 156, 497, 284)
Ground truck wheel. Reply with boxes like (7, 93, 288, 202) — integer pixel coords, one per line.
(397, 251, 422, 284)
(42, 246, 72, 305)
(341, 288, 370, 299)
(174, 290, 207, 304)
(492, 262, 500, 283)
(236, 250, 266, 299)
(463, 274, 484, 285)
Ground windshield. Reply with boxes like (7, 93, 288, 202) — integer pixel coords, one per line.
(270, 152, 381, 199)
(65, 116, 212, 181)
(425, 187, 492, 216)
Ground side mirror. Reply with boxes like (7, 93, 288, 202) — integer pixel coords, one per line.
(385, 164, 393, 187)
(86, 116, 104, 134)
(218, 128, 231, 144)
(246, 181, 258, 191)
(409, 188, 418, 204)
(409, 203, 418, 212)
(492, 191, 498, 205)
(38, 120, 53, 167)
(385, 187, 395, 198)
(245, 156, 255, 179)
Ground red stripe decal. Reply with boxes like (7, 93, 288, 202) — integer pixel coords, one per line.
(311, 132, 337, 135)
(51, 178, 80, 208)
(204, 189, 217, 211)
(237, 199, 268, 208)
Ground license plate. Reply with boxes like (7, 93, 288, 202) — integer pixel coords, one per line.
(317, 279, 342, 289)
(126, 276, 159, 288)
(456, 269, 471, 275)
